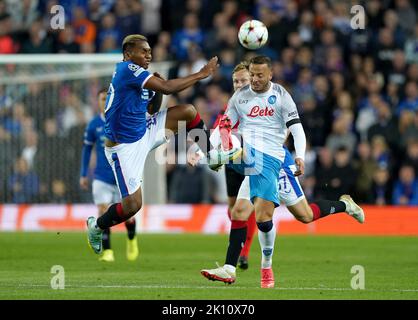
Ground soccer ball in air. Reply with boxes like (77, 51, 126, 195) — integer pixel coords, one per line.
(238, 20, 268, 50)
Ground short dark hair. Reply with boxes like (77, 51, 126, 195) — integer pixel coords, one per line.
(249, 56, 272, 69)
(97, 87, 108, 96)
(122, 34, 148, 54)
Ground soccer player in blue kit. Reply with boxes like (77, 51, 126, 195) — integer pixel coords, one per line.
(86, 34, 240, 254)
(80, 88, 138, 262)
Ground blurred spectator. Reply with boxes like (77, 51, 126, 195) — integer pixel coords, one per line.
(292, 68, 314, 105)
(354, 142, 378, 203)
(367, 99, 400, 152)
(392, 164, 418, 205)
(370, 167, 392, 205)
(387, 50, 407, 87)
(395, 0, 416, 36)
(72, 6, 96, 47)
(314, 147, 334, 200)
(57, 25, 80, 53)
(171, 13, 205, 61)
(21, 129, 38, 169)
(326, 112, 357, 157)
(329, 146, 357, 198)
(404, 138, 418, 172)
(405, 135, 418, 172)
(404, 23, 418, 63)
(300, 96, 326, 147)
(50, 179, 67, 203)
(20, 19, 53, 53)
(7, 0, 39, 32)
(397, 81, 418, 115)
(59, 92, 92, 133)
(399, 110, 418, 148)
(115, 0, 142, 41)
(0, 13, 17, 53)
(168, 164, 211, 204)
(383, 10, 406, 48)
(371, 135, 393, 171)
(373, 28, 401, 77)
(7, 157, 39, 203)
(97, 13, 121, 51)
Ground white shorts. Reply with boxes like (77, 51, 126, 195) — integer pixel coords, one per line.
(237, 164, 305, 206)
(92, 179, 121, 205)
(105, 110, 168, 198)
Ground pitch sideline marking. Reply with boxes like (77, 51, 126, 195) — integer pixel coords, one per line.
(8, 283, 418, 293)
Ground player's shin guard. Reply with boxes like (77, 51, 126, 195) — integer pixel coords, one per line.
(225, 220, 247, 267)
(186, 112, 211, 155)
(96, 203, 125, 229)
(102, 228, 111, 250)
(310, 200, 346, 221)
(125, 219, 136, 240)
(240, 211, 256, 258)
(257, 220, 276, 269)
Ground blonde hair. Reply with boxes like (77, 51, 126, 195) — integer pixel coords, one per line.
(233, 61, 249, 74)
(122, 34, 148, 53)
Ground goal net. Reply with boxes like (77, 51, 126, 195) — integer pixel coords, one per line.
(0, 54, 171, 204)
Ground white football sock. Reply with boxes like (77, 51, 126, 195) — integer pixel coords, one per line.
(258, 224, 276, 269)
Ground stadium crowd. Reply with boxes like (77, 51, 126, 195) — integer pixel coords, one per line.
(0, 0, 417, 205)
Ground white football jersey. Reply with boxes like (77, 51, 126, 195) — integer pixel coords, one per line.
(226, 82, 300, 161)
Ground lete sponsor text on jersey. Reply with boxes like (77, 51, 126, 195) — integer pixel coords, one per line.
(246, 105, 274, 117)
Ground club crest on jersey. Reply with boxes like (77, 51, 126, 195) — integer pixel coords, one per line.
(268, 95, 276, 104)
(128, 63, 140, 71)
(247, 106, 274, 117)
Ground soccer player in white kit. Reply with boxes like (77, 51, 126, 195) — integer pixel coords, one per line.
(201, 56, 364, 288)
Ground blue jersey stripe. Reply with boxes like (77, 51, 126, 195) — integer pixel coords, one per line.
(111, 153, 129, 198)
(283, 166, 303, 198)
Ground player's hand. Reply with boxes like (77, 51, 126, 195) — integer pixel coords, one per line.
(294, 158, 305, 176)
(79, 177, 89, 190)
(153, 72, 165, 80)
(187, 150, 204, 166)
(199, 56, 219, 79)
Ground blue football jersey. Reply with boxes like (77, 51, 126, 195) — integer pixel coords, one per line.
(104, 61, 155, 143)
(83, 114, 116, 185)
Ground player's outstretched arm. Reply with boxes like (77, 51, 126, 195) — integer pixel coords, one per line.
(143, 57, 219, 95)
(289, 123, 306, 176)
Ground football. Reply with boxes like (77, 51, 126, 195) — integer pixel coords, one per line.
(238, 20, 269, 50)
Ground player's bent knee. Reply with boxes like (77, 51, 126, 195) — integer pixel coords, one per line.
(294, 215, 312, 224)
(231, 204, 252, 220)
(122, 197, 142, 218)
(182, 104, 196, 121)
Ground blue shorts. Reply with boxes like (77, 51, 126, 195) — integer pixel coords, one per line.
(228, 144, 282, 207)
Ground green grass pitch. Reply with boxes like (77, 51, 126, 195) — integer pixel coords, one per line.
(0, 232, 417, 299)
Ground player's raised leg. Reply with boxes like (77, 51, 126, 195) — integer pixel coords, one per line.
(287, 197, 365, 224)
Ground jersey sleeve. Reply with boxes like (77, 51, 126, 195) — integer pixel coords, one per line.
(280, 88, 301, 128)
(83, 120, 96, 145)
(225, 94, 239, 127)
(80, 121, 95, 177)
(123, 63, 153, 89)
